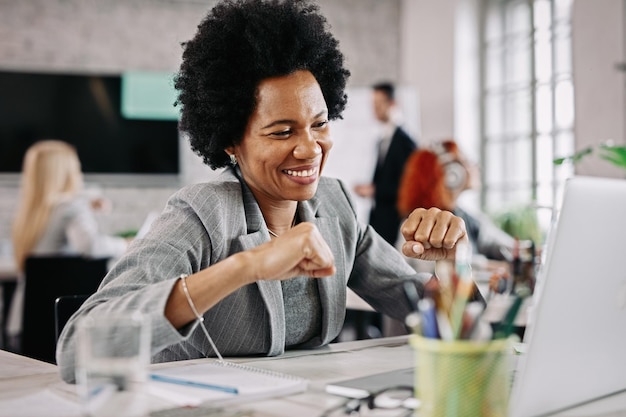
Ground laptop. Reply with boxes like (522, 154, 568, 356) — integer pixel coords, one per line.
(509, 176, 626, 417)
(326, 177, 626, 415)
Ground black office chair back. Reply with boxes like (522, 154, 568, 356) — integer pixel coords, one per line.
(54, 294, 90, 342)
(22, 255, 109, 364)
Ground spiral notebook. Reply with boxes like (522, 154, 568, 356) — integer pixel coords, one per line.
(148, 360, 308, 406)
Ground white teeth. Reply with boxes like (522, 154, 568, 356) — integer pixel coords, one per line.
(285, 168, 316, 177)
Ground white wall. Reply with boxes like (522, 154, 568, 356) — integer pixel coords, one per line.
(572, 0, 626, 177)
(400, 0, 456, 146)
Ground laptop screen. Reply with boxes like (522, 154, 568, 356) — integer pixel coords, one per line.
(509, 176, 626, 417)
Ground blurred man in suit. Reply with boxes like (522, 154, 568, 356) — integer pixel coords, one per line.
(354, 82, 417, 245)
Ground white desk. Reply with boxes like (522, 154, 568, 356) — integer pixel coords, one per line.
(2, 336, 626, 417)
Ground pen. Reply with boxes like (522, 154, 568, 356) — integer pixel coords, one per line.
(460, 301, 486, 340)
(149, 374, 239, 394)
(436, 310, 454, 341)
(450, 241, 473, 339)
(417, 298, 440, 339)
(424, 274, 444, 315)
(434, 260, 455, 316)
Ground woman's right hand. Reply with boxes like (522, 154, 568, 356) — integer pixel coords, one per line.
(400, 207, 467, 261)
(248, 222, 336, 282)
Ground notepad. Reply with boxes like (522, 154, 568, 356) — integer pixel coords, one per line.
(148, 361, 308, 406)
(325, 368, 414, 399)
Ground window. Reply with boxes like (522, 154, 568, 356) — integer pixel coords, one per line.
(480, 0, 574, 231)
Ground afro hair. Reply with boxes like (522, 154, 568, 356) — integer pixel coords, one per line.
(174, 0, 350, 169)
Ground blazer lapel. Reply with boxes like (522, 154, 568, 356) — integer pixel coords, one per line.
(300, 200, 347, 345)
(237, 233, 285, 356)
(236, 174, 285, 356)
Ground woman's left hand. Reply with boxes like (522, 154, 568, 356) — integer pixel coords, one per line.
(399, 207, 468, 261)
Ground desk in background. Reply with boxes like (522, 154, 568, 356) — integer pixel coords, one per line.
(3, 336, 626, 417)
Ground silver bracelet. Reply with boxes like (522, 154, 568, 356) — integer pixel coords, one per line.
(178, 274, 224, 361)
(180, 274, 203, 321)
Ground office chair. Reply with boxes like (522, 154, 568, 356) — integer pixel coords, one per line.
(54, 294, 90, 343)
(21, 255, 109, 364)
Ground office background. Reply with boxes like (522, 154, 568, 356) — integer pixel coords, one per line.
(0, 0, 623, 243)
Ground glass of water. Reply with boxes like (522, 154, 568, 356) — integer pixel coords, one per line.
(76, 313, 151, 417)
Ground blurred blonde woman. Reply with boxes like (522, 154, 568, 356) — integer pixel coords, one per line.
(7, 140, 127, 348)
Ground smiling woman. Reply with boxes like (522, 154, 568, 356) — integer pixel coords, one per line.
(226, 70, 332, 232)
(56, 0, 480, 384)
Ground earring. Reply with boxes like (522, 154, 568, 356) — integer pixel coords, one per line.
(229, 154, 237, 165)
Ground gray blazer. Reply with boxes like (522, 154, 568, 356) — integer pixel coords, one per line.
(56, 168, 425, 383)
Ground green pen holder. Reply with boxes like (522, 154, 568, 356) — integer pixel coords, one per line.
(410, 335, 512, 417)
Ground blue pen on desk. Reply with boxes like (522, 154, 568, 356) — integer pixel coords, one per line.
(417, 298, 439, 339)
(149, 374, 239, 394)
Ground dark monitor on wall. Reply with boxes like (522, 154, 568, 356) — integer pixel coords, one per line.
(0, 70, 180, 182)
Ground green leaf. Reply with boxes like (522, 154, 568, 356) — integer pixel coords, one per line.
(116, 229, 138, 238)
(553, 146, 593, 165)
(571, 147, 594, 162)
(599, 145, 626, 168)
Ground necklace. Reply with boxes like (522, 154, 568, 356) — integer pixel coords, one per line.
(267, 213, 297, 238)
